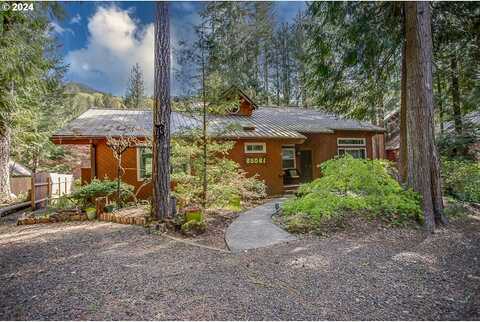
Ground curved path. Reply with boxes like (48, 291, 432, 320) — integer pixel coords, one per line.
(225, 197, 296, 252)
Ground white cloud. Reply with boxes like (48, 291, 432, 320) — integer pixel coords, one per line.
(70, 13, 81, 25)
(65, 5, 155, 96)
(50, 21, 73, 35)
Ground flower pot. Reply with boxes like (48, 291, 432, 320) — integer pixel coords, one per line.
(85, 207, 96, 220)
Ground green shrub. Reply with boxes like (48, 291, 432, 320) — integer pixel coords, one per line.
(441, 158, 480, 203)
(185, 209, 203, 222)
(51, 195, 76, 210)
(181, 220, 207, 236)
(71, 179, 134, 207)
(171, 136, 266, 209)
(281, 155, 422, 232)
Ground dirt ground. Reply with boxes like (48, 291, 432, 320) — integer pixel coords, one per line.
(0, 210, 479, 320)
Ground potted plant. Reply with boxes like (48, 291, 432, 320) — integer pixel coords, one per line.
(85, 207, 97, 220)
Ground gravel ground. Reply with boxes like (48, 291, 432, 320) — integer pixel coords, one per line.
(0, 210, 479, 320)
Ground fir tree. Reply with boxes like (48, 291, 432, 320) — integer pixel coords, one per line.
(124, 63, 145, 109)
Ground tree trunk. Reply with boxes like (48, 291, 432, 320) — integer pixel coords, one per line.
(201, 30, 208, 210)
(450, 53, 462, 135)
(152, 2, 171, 220)
(375, 95, 385, 159)
(436, 73, 444, 134)
(399, 38, 408, 184)
(0, 124, 11, 202)
(263, 46, 270, 105)
(117, 156, 122, 207)
(405, 1, 446, 232)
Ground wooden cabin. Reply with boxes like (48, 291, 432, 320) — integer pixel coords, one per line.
(51, 90, 385, 197)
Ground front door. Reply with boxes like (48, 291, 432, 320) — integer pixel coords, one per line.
(299, 150, 313, 183)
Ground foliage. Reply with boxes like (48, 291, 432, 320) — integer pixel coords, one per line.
(124, 63, 146, 108)
(304, 2, 401, 122)
(185, 209, 203, 223)
(437, 121, 480, 160)
(175, 2, 308, 106)
(281, 155, 422, 232)
(171, 134, 266, 209)
(50, 195, 76, 210)
(441, 158, 480, 203)
(1, 4, 68, 193)
(181, 219, 207, 236)
(71, 179, 134, 208)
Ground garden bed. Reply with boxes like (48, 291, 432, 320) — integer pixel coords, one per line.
(17, 208, 88, 225)
(163, 209, 240, 250)
(98, 206, 148, 226)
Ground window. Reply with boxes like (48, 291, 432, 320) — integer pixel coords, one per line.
(244, 142, 266, 154)
(337, 137, 367, 159)
(282, 146, 296, 169)
(338, 148, 366, 159)
(137, 147, 152, 180)
(337, 138, 366, 146)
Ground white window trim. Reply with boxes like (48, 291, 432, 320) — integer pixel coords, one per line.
(136, 146, 152, 182)
(244, 142, 266, 154)
(282, 146, 296, 170)
(337, 147, 368, 158)
(337, 137, 366, 147)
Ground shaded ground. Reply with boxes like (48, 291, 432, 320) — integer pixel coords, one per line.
(1, 210, 479, 320)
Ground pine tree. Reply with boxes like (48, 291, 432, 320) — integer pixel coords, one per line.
(0, 5, 65, 201)
(124, 63, 145, 109)
(152, 2, 171, 220)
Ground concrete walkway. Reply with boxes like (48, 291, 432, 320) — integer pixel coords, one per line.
(225, 198, 296, 252)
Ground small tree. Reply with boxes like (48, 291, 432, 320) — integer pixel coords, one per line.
(124, 63, 146, 109)
(106, 135, 140, 207)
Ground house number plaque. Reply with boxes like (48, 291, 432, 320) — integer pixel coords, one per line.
(246, 157, 266, 165)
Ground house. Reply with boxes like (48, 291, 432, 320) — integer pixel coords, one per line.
(51, 91, 385, 197)
(9, 160, 32, 197)
(385, 109, 480, 162)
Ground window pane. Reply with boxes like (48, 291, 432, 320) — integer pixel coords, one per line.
(245, 143, 265, 153)
(140, 147, 153, 178)
(282, 159, 295, 169)
(282, 148, 295, 159)
(338, 138, 365, 146)
(339, 148, 365, 159)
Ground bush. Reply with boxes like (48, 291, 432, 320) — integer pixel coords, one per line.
(171, 136, 266, 209)
(50, 195, 76, 210)
(71, 179, 134, 208)
(441, 158, 480, 203)
(281, 155, 422, 232)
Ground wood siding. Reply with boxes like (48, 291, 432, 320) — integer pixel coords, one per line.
(75, 130, 383, 198)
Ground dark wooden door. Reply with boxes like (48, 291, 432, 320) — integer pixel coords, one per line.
(299, 150, 313, 183)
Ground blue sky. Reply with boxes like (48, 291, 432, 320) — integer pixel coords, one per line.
(53, 1, 306, 96)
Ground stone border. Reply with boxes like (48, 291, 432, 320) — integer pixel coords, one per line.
(98, 212, 146, 226)
(17, 209, 88, 225)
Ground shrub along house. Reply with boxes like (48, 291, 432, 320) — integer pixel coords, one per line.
(51, 91, 385, 197)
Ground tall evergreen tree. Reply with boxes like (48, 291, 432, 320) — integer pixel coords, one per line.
(152, 2, 172, 220)
(405, 1, 447, 231)
(124, 62, 145, 109)
(0, 5, 65, 201)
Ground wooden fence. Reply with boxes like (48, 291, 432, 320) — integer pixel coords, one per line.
(31, 172, 74, 210)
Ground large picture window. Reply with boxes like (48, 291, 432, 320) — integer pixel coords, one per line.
(137, 147, 152, 180)
(337, 137, 367, 159)
(338, 148, 366, 159)
(282, 146, 296, 169)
